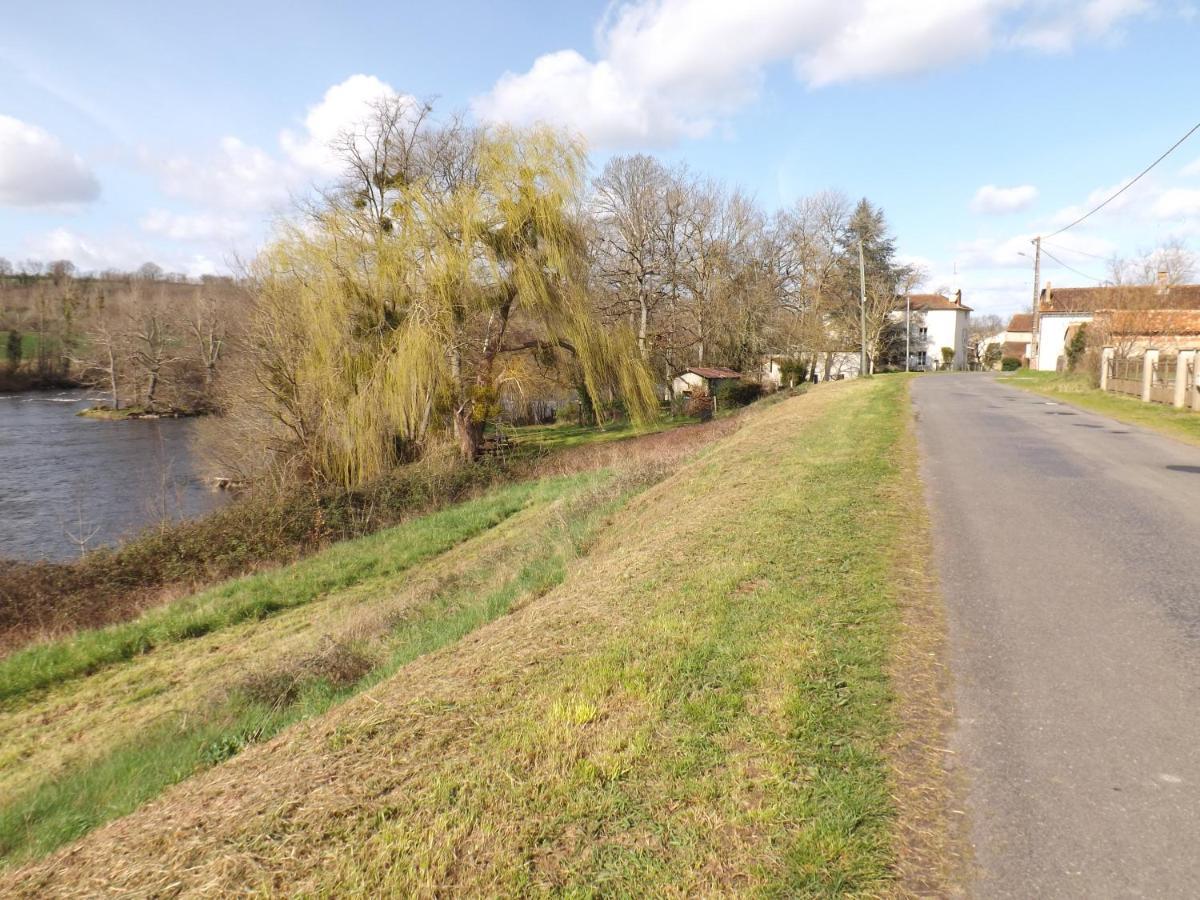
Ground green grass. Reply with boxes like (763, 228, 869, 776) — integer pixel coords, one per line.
(505, 414, 694, 453)
(0, 479, 556, 705)
(1003, 369, 1200, 446)
(0, 470, 641, 867)
(0, 332, 41, 363)
(1, 379, 940, 894)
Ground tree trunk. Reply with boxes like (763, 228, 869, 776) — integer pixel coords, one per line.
(454, 407, 484, 462)
(638, 296, 648, 358)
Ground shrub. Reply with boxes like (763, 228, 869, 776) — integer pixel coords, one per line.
(685, 394, 714, 421)
(1065, 323, 1089, 371)
(716, 379, 764, 408)
(1001, 357, 1022, 371)
(0, 449, 510, 651)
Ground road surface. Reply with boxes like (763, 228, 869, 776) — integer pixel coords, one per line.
(913, 374, 1200, 898)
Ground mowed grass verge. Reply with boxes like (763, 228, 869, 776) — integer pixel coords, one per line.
(0, 481, 544, 704)
(3, 376, 944, 897)
(1004, 369, 1200, 446)
(0, 470, 655, 866)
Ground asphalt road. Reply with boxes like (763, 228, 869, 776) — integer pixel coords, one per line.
(913, 374, 1200, 899)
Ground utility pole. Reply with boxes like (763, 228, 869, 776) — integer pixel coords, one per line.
(905, 291, 911, 372)
(858, 240, 868, 377)
(1030, 236, 1041, 370)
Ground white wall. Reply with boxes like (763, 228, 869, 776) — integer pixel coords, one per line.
(1036, 314, 1093, 370)
(918, 308, 969, 369)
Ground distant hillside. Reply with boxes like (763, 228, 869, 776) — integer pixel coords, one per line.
(0, 272, 250, 407)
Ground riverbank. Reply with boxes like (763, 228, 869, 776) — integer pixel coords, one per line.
(77, 405, 205, 421)
(0, 376, 955, 895)
(0, 408, 744, 654)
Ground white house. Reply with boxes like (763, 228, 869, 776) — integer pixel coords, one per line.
(1032, 280, 1200, 369)
(902, 292, 972, 370)
(977, 313, 1033, 368)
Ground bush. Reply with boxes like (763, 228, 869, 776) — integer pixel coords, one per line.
(716, 380, 764, 408)
(685, 394, 714, 421)
(1001, 357, 1022, 371)
(0, 449, 510, 650)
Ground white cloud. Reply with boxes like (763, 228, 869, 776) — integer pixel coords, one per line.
(1012, 0, 1149, 52)
(24, 227, 220, 278)
(0, 115, 100, 208)
(956, 232, 1115, 268)
(140, 210, 252, 241)
(1181, 156, 1200, 176)
(280, 74, 409, 176)
(474, 0, 1153, 147)
(1151, 188, 1200, 219)
(971, 184, 1040, 214)
(147, 74, 405, 213)
(153, 136, 289, 212)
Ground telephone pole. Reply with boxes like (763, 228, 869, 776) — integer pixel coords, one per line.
(858, 240, 868, 377)
(905, 291, 911, 372)
(1030, 236, 1041, 370)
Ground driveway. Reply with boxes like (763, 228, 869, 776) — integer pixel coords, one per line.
(913, 374, 1200, 898)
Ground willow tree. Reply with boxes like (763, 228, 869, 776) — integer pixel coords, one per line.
(247, 101, 657, 488)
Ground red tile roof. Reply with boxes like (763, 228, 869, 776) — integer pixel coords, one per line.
(906, 293, 973, 312)
(1007, 313, 1033, 332)
(687, 366, 743, 380)
(1093, 309, 1200, 337)
(1039, 284, 1200, 313)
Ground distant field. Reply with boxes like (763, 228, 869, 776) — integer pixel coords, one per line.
(1004, 369, 1200, 446)
(1, 377, 951, 896)
(0, 332, 43, 362)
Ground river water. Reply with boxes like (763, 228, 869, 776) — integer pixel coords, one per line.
(0, 391, 228, 561)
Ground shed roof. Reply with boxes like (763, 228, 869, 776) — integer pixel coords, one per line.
(686, 366, 743, 380)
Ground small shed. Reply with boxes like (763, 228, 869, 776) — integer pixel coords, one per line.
(671, 366, 743, 397)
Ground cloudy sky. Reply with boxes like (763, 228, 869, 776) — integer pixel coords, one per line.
(2, 0, 1199, 316)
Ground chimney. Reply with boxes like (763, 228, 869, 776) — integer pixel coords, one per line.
(1157, 268, 1169, 292)
(955, 289, 963, 306)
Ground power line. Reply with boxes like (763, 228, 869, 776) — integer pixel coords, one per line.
(1039, 246, 1105, 284)
(1045, 120, 1200, 239)
(1042, 240, 1111, 261)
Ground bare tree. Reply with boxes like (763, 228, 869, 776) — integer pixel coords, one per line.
(129, 307, 184, 408)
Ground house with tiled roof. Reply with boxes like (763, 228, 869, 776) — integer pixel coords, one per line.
(900, 291, 972, 370)
(1034, 277, 1200, 369)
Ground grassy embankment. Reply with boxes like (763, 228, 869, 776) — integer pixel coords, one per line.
(1003, 369, 1200, 447)
(0, 411, 730, 653)
(1, 376, 953, 896)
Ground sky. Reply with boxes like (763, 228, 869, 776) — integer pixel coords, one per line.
(2, 0, 1199, 319)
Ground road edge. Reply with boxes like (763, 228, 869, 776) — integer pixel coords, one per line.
(885, 377, 972, 896)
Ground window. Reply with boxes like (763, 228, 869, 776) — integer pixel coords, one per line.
(917, 351, 927, 366)
(918, 327, 928, 339)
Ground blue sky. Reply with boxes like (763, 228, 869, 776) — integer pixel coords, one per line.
(2, 0, 1199, 317)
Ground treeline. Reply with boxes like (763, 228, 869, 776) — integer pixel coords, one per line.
(0, 263, 249, 410)
(213, 99, 921, 490)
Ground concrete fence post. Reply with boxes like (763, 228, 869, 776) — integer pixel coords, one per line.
(1174, 351, 1196, 408)
(1100, 346, 1114, 392)
(1192, 353, 1200, 412)
(1141, 349, 1160, 403)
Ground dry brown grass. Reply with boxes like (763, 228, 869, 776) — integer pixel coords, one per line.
(882, 383, 968, 897)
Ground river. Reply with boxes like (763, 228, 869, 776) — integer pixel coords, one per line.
(0, 391, 228, 562)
